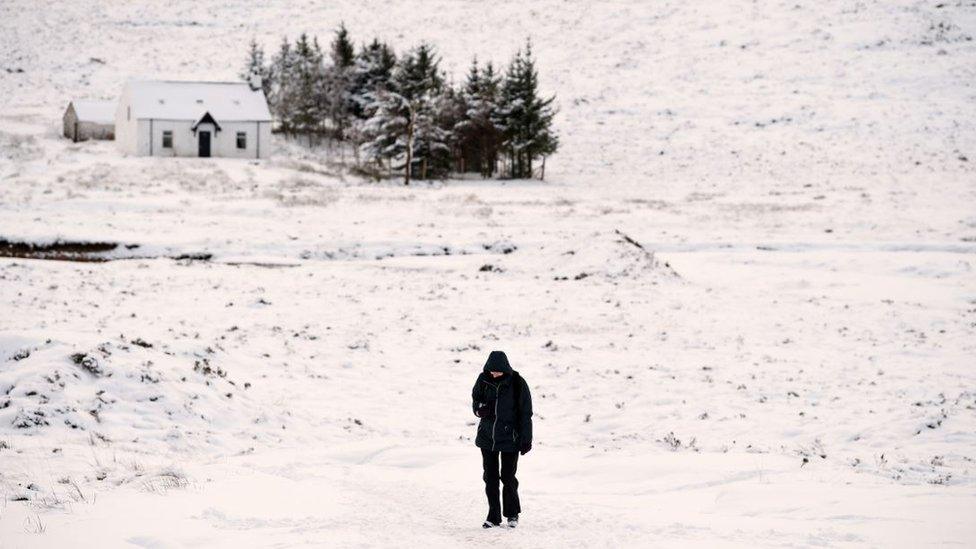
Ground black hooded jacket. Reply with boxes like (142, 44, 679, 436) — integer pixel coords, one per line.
(471, 351, 533, 452)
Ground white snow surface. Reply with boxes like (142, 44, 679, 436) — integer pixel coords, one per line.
(69, 100, 116, 124)
(1, 0, 975, 547)
(124, 80, 272, 122)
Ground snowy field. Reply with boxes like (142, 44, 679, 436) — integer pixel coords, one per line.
(1, 0, 975, 547)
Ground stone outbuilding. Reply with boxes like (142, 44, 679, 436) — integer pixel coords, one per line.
(63, 100, 115, 142)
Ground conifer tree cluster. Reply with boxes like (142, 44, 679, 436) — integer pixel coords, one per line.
(241, 27, 558, 184)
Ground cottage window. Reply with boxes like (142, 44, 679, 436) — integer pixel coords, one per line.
(162, 131, 173, 148)
(236, 132, 247, 149)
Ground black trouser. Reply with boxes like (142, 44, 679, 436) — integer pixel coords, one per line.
(481, 448, 520, 524)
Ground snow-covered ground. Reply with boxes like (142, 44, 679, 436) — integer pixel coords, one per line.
(1, 0, 974, 547)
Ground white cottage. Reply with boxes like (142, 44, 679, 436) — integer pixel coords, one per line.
(63, 100, 115, 141)
(115, 80, 272, 159)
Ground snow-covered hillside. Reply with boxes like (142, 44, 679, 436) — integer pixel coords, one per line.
(1, 1, 974, 547)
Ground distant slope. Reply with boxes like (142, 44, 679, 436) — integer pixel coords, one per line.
(1, 0, 973, 187)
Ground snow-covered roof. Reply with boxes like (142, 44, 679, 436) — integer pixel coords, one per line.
(69, 100, 116, 124)
(125, 80, 271, 122)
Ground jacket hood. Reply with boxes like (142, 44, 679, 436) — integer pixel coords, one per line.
(483, 351, 513, 375)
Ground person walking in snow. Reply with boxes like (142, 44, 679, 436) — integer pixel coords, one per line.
(471, 351, 533, 529)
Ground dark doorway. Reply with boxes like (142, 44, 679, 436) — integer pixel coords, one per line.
(198, 131, 211, 157)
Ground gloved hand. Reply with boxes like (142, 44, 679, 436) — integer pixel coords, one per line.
(520, 442, 532, 455)
(475, 402, 494, 418)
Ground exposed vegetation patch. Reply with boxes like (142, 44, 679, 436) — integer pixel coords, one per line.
(70, 352, 105, 377)
(0, 239, 124, 262)
(0, 239, 217, 263)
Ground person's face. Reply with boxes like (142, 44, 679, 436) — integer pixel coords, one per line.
(489, 371, 503, 379)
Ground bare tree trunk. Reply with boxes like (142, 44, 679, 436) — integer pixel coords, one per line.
(540, 156, 546, 181)
(510, 150, 516, 179)
(404, 109, 415, 186)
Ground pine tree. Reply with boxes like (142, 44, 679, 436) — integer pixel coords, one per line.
(269, 37, 297, 133)
(394, 42, 443, 102)
(457, 58, 502, 177)
(363, 39, 397, 90)
(322, 24, 358, 140)
(496, 40, 558, 179)
(290, 33, 326, 141)
(425, 85, 464, 178)
(358, 43, 450, 184)
(395, 43, 448, 180)
(331, 23, 355, 69)
(349, 38, 397, 121)
(494, 52, 520, 177)
(358, 90, 412, 180)
(240, 39, 272, 98)
(520, 41, 558, 179)
(346, 39, 397, 157)
(479, 62, 503, 176)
